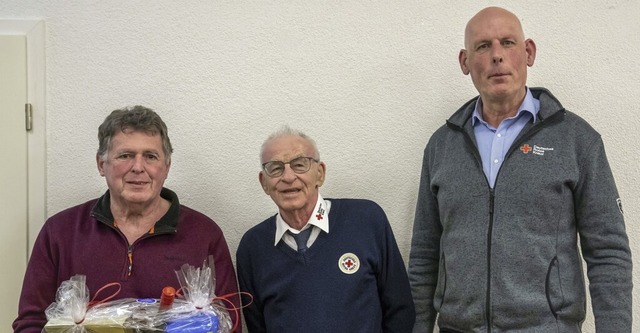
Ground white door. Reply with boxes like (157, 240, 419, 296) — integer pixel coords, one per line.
(0, 35, 28, 330)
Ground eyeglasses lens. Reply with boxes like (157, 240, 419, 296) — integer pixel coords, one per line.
(264, 157, 314, 177)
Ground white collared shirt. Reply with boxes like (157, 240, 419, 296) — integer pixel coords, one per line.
(274, 194, 331, 251)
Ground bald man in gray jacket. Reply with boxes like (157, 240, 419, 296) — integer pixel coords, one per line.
(408, 7, 632, 333)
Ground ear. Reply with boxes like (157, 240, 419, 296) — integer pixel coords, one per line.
(525, 38, 537, 67)
(459, 49, 470, 75)
(97, 154, 105, 176)
(258, 171, 269, 194)
(315, 162, 326, 188)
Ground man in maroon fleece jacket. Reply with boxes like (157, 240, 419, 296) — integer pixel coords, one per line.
(13, 106, 241, 332)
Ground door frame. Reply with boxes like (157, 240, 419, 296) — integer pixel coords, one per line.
(0, 20, 46, 258)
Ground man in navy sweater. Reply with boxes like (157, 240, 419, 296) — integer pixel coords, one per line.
(236, 126, 415, 332)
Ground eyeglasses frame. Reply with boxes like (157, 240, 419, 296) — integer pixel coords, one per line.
(261, 156, 320, 178)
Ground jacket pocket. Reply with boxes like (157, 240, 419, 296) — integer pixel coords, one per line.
(434, 253, 447, 311)
(545, 256, 564, 318)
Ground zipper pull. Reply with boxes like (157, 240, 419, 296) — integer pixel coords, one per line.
(128, 247, 133, 276)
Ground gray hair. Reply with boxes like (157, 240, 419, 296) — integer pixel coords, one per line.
(97, 105, 173, 164)
(260, 125, 320, 163)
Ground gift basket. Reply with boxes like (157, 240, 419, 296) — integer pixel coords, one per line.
(43, 275, 132, 332)
(44, 256, 248, 333)
(154, 256, 235, 333)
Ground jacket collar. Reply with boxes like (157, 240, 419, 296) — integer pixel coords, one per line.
(91, 187, 181, 233)
(447, 87, 564, 129)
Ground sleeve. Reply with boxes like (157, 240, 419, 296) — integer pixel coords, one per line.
(574, 137, 632, 333)
(235, 235, 267, 333)
(209, 225, 243, 333)
(13, 222, 59, 333)
(375, 204, 416, 333)
(407, 146, 442, 333)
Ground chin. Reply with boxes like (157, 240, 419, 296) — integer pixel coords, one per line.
(275, 200, 306, 213)
(123, 193, 154, 204)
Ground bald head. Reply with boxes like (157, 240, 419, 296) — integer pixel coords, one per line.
(464, 7, 525, 50)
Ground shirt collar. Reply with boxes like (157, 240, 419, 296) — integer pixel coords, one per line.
(91, 187, 180, 233)
(274, 194, 330, 246)
(471, 87, 539, 127)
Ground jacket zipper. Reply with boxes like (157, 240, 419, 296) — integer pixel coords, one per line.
(447, 108, 565, 332)
(486, 189, 495, 331)
(453, 124, 496, 330)
(124, 233, 159, 278)
(92, 214, 175, 279)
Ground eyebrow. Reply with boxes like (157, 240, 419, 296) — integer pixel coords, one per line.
(114, 148, 162, 155)
(473, 35, 517, 45)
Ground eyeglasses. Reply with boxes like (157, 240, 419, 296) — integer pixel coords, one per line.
(262, 156, 319, 178)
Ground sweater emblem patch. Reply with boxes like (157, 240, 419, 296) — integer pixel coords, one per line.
(338, 253, 360, 275)
(532, 145, 554, 156)
(520, 143, 554, 156)
(520, 144, 533, 154)
(316, 203, 325, 220)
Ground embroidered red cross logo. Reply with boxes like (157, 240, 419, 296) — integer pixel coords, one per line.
(520, 144, 532, 154)
(344, 259, 354, 269)
(316, 213, 323, 220)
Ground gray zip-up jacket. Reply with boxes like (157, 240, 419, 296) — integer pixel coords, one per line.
(408, 88, 632, 333)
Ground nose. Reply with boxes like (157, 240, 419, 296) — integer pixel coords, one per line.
(491, 44, 503, 64)
(131, 155, 145, 173)
(280, 164, 297, 182)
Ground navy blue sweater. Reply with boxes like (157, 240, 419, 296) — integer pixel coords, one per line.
(237, 199, 415, 333)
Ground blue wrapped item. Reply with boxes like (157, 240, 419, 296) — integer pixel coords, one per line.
(155, 256, 232, 333)
(166, 311, 219, 333)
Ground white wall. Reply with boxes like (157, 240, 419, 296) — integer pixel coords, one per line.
(1, 1, 638, 331)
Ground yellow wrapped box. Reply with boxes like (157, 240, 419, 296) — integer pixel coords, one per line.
(43, 314, 129, 333)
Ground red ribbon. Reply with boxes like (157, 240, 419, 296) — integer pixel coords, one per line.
(74, 282, 122, 325)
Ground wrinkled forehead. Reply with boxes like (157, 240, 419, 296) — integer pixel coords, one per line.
(262, 135, 315, 162)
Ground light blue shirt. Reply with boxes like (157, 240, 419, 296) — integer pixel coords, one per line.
(472, 88, 540, 188)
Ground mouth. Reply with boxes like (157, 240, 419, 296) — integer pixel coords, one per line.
(126, 181, 150, 186)
(279, 188, 301, 194)
(489, 72, 509, 79)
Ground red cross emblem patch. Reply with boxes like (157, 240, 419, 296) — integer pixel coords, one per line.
(338, 253, 360, 274)
(520, 144, 532, 154)
(316, 203, 325, 221)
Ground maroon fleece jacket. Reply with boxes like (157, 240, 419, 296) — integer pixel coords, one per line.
(13, 188, 241, 332)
